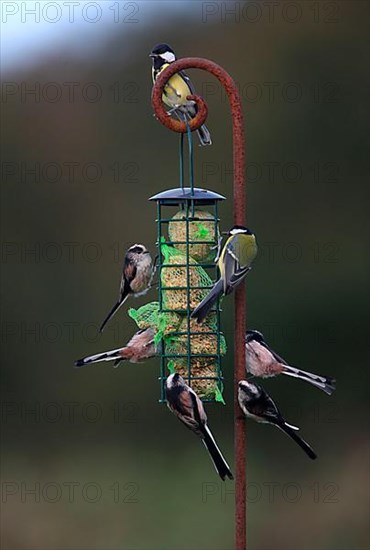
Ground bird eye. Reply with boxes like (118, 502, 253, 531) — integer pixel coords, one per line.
(129, 246, 144, 254)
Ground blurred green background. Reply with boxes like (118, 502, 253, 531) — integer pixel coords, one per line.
(1, 1, 369, 549)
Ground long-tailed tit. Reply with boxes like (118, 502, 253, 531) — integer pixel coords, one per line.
(165, 373, 233, 480)
(75, 328, 156, 368)
(246, 330, 336, 395)
(99, 244, 153, 332)
(238, 380, 317, 460)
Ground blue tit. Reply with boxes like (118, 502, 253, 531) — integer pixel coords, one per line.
(99, 244, 154, 333)
(191, 225, 257, 323)
(150, 43, 212, 146)
(238, 380, 317, 460)
(165, 373, 233, 480)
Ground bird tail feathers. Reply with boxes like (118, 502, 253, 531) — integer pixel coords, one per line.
(191, 279, 223, 323)
(99, 294, 129, 333)
(282, 365, 336, 395)
(180, 109, 212, 146)
(276, 422, 317, 460)
(196, 125, 212, 146)
(202, 425, 234, 481)
(74, 347, 124, 368)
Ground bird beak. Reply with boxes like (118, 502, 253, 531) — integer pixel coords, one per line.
(221, 231, 229, 235)
(149, 54, 156, 58)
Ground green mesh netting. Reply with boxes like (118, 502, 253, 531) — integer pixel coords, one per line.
(160, 244, 214, 312)
(128, 302, 181, 344)
(168, 209, 218, 262)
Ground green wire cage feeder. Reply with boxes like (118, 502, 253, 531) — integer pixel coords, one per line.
(148, 187, 226, 403)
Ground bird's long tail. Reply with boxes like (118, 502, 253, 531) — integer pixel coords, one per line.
(99, 294, 128, 333)
(281, 365, 336, 395)
(75, 347, 126, 368)
(276, 422, 317, 460)
(191, 279, 223, 323)
(202, 425, 234, 480)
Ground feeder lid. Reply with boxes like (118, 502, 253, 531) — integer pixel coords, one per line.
(149, 187, 226, 205)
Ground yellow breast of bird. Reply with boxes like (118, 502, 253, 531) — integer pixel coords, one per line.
(219, 233, 257, 272)
(156, 63, 192, 108)
(242, 235, 258, 265)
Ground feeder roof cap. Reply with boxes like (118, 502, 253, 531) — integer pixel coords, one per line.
(149, 187, 226, 204)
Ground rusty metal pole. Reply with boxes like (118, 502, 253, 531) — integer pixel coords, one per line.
(152, 58, 247, 550)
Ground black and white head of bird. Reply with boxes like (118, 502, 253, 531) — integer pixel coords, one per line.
(125, 244, 153, 287)
(166, 372, 184, 389)
(228, 225, 254, 236)
(127, 244, 150, 262)
(245, 329, 265, 344)
(127, 244, 149, 256)
(238, 380, 262, 401)
(150, 43, 177, 67)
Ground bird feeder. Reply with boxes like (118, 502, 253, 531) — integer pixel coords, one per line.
(149, 186, 226, 403)
(151, 58, 248, 550)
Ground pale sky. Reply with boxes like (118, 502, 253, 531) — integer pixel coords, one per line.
(0, 0, 199, 74)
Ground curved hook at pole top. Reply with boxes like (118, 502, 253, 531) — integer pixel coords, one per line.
(151, 56, 246, 226)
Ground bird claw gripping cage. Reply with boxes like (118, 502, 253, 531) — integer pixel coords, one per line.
(149, 187, 227, 402)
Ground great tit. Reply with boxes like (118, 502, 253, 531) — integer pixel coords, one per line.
(165, 373, 233, 480)
(75, 327, 157, 368)
(150, 43, 212, 146)
(191, 225, 257, 323)
(246, 330, 336, 395)
(238, 380, 317, 460)
(99, 244, 154, 332)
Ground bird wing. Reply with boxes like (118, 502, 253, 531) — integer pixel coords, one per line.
(189, 388, 207, 425)
(179, 70, 194, 91)
(179, 70, 197, 107)
(248, 340, 277, 366)
(259, 339, 289, 366)
(170, 387, 201, 434)
(126, 328, 156, 349)
(120, 256, 137, 296)
(175, 389, 202, 437)
(223, 242, 251, 293)
(251, 391, 283, 424)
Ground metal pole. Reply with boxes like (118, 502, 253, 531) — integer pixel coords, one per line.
(152, 58, 247, 550)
